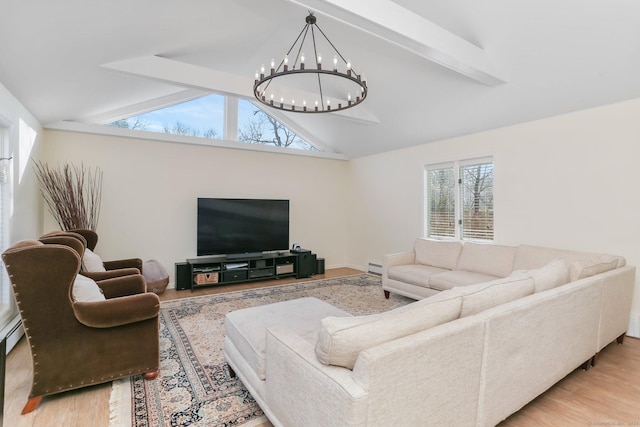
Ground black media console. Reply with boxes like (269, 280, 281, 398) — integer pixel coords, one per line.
(177, 250, 319, 291)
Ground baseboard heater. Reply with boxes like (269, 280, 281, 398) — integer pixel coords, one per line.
(368, 262, 383, 275)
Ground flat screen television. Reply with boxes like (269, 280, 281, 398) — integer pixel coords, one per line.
(197, 198, 290, 257)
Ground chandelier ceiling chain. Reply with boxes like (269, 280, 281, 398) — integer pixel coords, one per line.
(253, 11, 368, 113)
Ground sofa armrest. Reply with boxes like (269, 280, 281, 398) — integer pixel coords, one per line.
(96, 273, 147, 298)
(265, 328, 368, 427)
(382, 252, 415, 279)
(81, 268, 141, 282)
(351, 316, 485, 426)
(104, 257, 143, 272)
(73, 292, 160, 328)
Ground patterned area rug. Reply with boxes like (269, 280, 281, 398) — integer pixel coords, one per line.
(109, 273, 411, 427)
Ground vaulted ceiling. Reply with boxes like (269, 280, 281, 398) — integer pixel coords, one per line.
(2, 0, 640, 159)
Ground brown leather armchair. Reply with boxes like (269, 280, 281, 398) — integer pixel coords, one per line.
(42, 229, 142, 281)
(71, 228, 143, 269)
(2, 236, 160, 414)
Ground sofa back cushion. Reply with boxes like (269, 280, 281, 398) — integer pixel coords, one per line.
(513, 245, 624, 281)
(414, 238, 463, 270)
(569, 255, 622, 281)
(456, 272, 535, 317)
(315, 291, 462, 369)
(527, 259, 570, 293)
(456, 242, 517, 278)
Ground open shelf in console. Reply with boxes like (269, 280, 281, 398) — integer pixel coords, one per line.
(186, 252, 297, 290)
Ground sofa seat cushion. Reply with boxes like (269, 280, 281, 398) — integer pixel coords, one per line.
(387, 264, 450, 288)
(456, 242, 517, 278)
(316, 290, 462, 369)
(429, 270, 501, 291)
(225, 297, 350, 380)
(455, 272, 535, 317)
(414, 238, 463, 270)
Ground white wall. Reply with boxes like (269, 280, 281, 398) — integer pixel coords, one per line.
(40, 130, 350, 284)
(348, 97, 640, 336)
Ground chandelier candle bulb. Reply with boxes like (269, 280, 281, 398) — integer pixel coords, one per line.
(317, 54, 322, 70)
(284, 56, 288, 71)
(301, 53, 305, 70)
(333, 56, 338, 71)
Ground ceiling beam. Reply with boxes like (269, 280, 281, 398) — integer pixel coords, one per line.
(101, 55, 380, 124)
(288, 0, 506, 86)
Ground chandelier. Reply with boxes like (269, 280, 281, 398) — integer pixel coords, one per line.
(253, 12, 367, 113)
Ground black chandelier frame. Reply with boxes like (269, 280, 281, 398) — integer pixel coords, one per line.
(253, 12, 368, 113)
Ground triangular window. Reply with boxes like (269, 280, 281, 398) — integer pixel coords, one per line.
(106, 94, 316, 152)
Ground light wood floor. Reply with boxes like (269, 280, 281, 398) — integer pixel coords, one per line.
(4, 268, 640, 427)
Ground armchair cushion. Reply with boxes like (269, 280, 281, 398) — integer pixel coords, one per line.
(83, 248, 106, 272)
(73, 274, 106, 302)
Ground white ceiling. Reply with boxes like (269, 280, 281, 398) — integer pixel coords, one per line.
(2, 0, 640, 159)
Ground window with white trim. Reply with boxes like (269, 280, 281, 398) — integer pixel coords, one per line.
(425, 158, 494, 241)
(0, 122, 15, 330)
(106, 94, 316, 152)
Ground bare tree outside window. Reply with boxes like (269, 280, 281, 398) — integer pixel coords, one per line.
(427, 167, 455, 238)
(460, 163, 494, 240)
(425, 159, 494, 241)
(238, 102, 315, 151)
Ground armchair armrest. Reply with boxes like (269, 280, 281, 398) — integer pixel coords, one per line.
(382, 252, 416, 279)
(73, 292, 160, 328)
(81, 268, 141, 282)
(265, 328, 367, 427)
(96, 274, 146, 298)
(104, 258, 143, 272)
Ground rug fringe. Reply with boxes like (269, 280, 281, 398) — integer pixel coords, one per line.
(109, 378, 132, 427)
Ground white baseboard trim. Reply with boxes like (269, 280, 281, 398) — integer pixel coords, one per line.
(627, 314, 640, 338)
(1, 315, 24, 354)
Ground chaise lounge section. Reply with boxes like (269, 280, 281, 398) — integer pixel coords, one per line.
(224, 239, 635, 426)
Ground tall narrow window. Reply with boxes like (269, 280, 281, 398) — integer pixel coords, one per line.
(0, 122, 15, 330)
(425, 158, 494, 241)
(426, 166, 455, 238)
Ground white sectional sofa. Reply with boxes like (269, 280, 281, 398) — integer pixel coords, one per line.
(224, 239, 635, 426)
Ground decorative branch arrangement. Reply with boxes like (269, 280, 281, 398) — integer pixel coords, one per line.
(32, 160, 103, 231)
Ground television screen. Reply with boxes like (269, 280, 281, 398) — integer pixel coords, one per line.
(197, 198, 290, 257)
